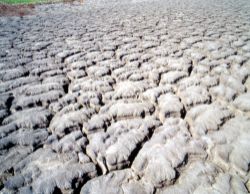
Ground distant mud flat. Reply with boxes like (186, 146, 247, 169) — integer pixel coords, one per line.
(0, 0, 250, 193)
(0, 4, 34, 17)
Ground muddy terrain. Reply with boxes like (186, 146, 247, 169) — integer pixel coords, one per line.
(0, 0, 250, 193)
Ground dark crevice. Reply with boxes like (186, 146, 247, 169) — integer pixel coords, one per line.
(7, 168, 14, 176)
(180, 107, 186, 119)
(174, 170, 180, 184)
(242, 75, 248, 85)
(1, 95, 14, 124)
(80, 132, 103, 177)
(72, 177, 85, 194)
(63, 83, 69, 94)
(99, 94, 105, 106)
(188, 64, 193, 75)
(173, 154, 189, 184)
(36, 101, 43, 107)
(95, 164, 103, 177)
(127, 126, 156, 167)
(6, 95, 14, 110)
(245, 182, 250, 193)
(23, 71, 30, 77)
(140, 111, 146, 118)
(53, 187, 63, 194)
(0, 184, 3, 191)
(63, 125, 82, 136)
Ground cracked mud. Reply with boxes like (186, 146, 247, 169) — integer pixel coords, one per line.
(0, 0, 250, 193)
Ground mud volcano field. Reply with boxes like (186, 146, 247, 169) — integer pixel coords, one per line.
(0, 0, 250, 193)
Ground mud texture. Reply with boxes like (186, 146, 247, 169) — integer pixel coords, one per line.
(0, 0, 250, 193)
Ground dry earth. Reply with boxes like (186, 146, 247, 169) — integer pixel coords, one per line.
(0, 5, 34, 17)
(0, 0, 250, 193)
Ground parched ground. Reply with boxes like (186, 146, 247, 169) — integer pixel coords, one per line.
(0, 4, 34, 17)
(0, 0, 250, 193)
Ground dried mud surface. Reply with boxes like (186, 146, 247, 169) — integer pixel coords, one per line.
(0, 0, 250, 193)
